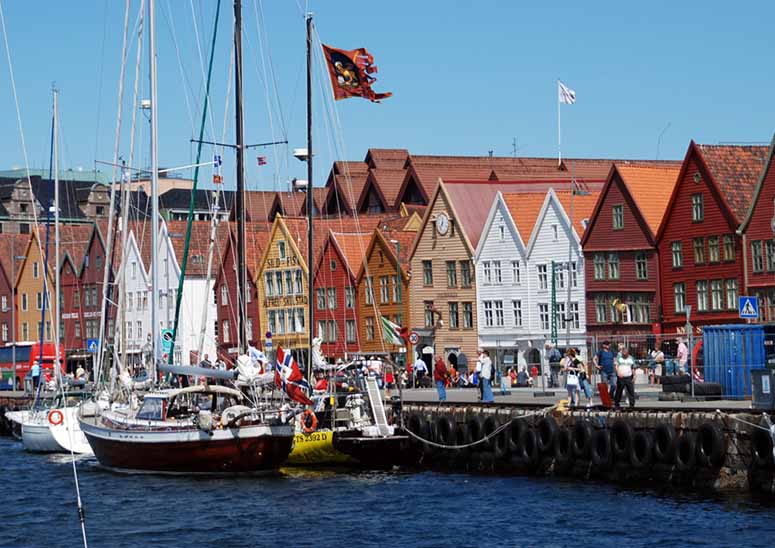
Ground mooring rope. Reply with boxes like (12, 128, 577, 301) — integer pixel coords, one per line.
(404, 405, 557, 450)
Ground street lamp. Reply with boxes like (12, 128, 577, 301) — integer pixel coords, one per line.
(566, 179, 590, 349)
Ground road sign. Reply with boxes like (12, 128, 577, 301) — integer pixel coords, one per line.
(161, 329, 174, 352)
(86, 338, 99, 354)
(213, 154, 222, 168)
(265, 331, 272, 339)
(739, 296, 759, 319)
(409, 332, 420, 345)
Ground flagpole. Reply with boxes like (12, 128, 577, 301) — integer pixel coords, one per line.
(557, 79, 561, 167)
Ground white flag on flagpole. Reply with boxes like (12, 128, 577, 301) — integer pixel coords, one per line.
(558, 80, 576, 104)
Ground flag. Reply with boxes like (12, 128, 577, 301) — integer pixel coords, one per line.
(558, 80, 576, 104)
(380, 315, 407, 346)
(257, 156, 267, 166)
(275, 346, 313, 405)
(322, 44, 392, 103)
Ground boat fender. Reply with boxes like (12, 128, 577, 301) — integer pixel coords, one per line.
(509, 417, 527, 453)
(48, 409, 64, 426)
(493, 426, 510, 460)
(674, 432, 697, 472)
(466, 415, 485, 450)
(751, 427, 774, 468)
(301, 410, 318, 434)
(455, 422, 470, 456)
(553, 427, 574, 470)
(611, 420, 634, 460)
(696, 422, 726, 468)
(536, 416, 558, 453)
(572, 422, 594, 459)
(590, 429, 612, 467)
(629, 430, 653, 469)
(518, 428, 540, 469)
(653, 423, 677, 463)
(482, 416, 499, 451)
(435, 415, 456, 446)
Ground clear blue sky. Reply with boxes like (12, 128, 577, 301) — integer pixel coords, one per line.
(0, 0, 773, 192)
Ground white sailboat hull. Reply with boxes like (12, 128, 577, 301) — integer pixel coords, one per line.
(21, 407, 93, 455)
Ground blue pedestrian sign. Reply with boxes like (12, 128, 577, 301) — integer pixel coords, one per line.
(213, 154, 222, 168)
(739, 296, 759, 319)
(86, 338, 99, 354)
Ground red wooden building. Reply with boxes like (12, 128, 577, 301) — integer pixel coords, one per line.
(739, 135, 775, 320)
(0, 234, 28, 345)
(582, 163, 681, 337)
(656, 142, 768, 334)
(312, 231, 370, 358)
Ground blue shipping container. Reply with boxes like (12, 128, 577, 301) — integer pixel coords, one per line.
(703, 324, 765, 398)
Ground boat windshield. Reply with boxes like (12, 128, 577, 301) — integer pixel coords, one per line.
(137, 397, 167, 421)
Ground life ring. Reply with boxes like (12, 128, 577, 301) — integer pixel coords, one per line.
(301, 410, 318, 434)
(48, 409, 64, 426)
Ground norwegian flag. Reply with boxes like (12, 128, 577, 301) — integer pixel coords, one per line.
(257, 156, 267, 166)
(275, 347, 313, 405)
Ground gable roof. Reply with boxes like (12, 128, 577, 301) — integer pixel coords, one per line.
(164, 220, 232, 278)
(243, 190, 279, 222)
(615, 164, 681, 237)
(328, 232, 372, 278)
(739, 134, 775, 232)
(365, 148, 409, 169)
(0, 233, 29, 286)
(503, 192, 547, 249)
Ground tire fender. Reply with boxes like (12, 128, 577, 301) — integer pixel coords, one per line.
(653, 423, 677, 463)
(696, 422, 726, 468)
(536, 416, 558, 453)
(591, 429, 612, 467)
(573, 422, 594, 459)
(611, 420, 634, 460)
(629, 430, 653, 469)
(675, 432, 697, 472)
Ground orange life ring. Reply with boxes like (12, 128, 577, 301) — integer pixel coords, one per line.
(301, 409, 318, 434)
(48, 409, 64, 426)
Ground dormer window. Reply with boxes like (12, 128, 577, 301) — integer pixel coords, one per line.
(278, 240, 286, 259)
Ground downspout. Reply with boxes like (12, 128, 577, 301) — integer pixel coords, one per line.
(740, 232, 749, 296)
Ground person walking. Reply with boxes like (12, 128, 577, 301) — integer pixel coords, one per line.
(613, 347, 636, 409)
(475, 350, 484, 400)
(594, 341, 616, 399)
(413, 357, 428, 388)
(564, 349, 581, 408)
(433, 357, 448, 402)
(480, 350, 494, 403)
(30, 360, 41, 392)
(676, 338, 689, 375)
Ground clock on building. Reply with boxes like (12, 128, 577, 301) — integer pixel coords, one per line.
(436, 212, 450, 235)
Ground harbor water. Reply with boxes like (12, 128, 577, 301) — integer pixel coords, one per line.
(2, 437, 775, 548)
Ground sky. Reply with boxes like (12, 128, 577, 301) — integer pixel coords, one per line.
(0, 0, 773, 193)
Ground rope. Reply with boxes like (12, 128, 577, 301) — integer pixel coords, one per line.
(718, 410, 772, 433)
(403, 405, 556, 450)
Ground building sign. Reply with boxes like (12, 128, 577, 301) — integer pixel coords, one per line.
(62, 313, 79, 320)
(264, 295, 308, 308)
(266, 256, 300, 269)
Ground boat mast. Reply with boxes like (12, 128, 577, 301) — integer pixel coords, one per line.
(306, 13, 313, 380)
(53, 88, 61, 384)
(234, 0, 247, 355)
(148, 0, 160, 379)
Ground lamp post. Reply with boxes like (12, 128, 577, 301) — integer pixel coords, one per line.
(566, 179, 589, 349)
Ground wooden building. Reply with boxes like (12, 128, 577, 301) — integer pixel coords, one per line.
(0, 234, 28, 347)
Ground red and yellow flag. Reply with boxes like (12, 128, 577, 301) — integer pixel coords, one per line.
(322, 44, 392, 103)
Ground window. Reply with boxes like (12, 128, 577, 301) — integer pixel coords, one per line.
(131, 261, 137, 280)
(483, 301, 493, 327)
(483, 261, 492, 284)
(0, 296, 6, 311)
(327, 287, 336, 309)
(671, 241, 683, 268)
(494, 301, 504, 327)
(539, 304, 550, 331)
(220, 284, 228, 305)
(330, 260, 337, 271)
(345, 286, 355, 309)
(391, 275, 401, 303)
(74, 322, 81, 339)
(22, 322, 28, 341)
(73, 289, 80, 308)
(595, 296, 607, 323)
(570, 302, 580, 329)
(555, 302, 566, 330)
(365, 317, 375, 341)
(294, 308, 305, 333)
(494, 261, 502, 284)
(380, 276, 389, 304)
(246, 318, 254, 339)
(692, 193, 704, 222)
(612, 205, 624, 230)
(537, 264, 548, 290)
(711, 280, 723, 311)
(552, 224, 558, 241)
(127, 292, 134, 311)
(277, 241, 286, 259)
(499, 225, 505, 241)
(36, 292, 43, 310)
(264, 273, 274, 297)
(709, 236, 720, 263)
(449, 302, 459, 329)
(694, 238, 705, 265)
(752, 240, 764, 273)
(512, 300, 522, 327)
(316, 288, 326, 310)
(723, 235, 735, 261)
(277, 310, 286, 335)
(570, 262, 578, 287)
(725, 279, 738, 310)
(674, 283, 686, 313)
(632, 296, 650, 324)
(767, 241, 775, 272)
(222, 320, 230, 343)
(285, 271, 294, 296)
(446, 261, 457, 287)
(346, 320, 356, 343)
(127, 321, 133, 341)
(424, 301, 434, 327)
(275, 272, 284, 296)
(246, 285, 252, 303)
(593, 254, 605, 280)
(32, 261, 39, 279)
(1, 323, 6, 341)
(141, 293, 147, 310)
(294, 270, 303, 294)
(635, 253, 648, 280)
(317, 320, 327, 342)
(696, 281, 708, 312)
(608, 253, 620, 280)
(163, 258, 168, 276)
(365, 277, 374, 305)
(556, 267, 565, 289)
(460, 261, 472, 287)
(267, 311, 276, 334)
(511, 260, 521, 284)
(136, 321, 142, 339)
(395, 313, 403, 328)
(463, 302, 473, 329)
(21, 293, 28, 311)
(422, 260, 433, 286)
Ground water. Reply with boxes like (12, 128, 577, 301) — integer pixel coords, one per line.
(2, 437, 775, 548)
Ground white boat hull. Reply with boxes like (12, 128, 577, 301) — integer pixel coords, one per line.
(21, 407, 93, 455)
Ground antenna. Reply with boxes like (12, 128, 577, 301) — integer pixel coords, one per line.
(512, 137, 518, 158)
(656, 122, 671, 160)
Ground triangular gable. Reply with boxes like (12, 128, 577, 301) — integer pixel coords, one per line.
(739, 133, 775, 233)
(322, 179, 354, 216)
(357, 173, 389, 214)
(14, 230, 41, 289)
(393, 167, 429, 208)
(257, 215, 309, 276)
(158, 221, 182, 278)
(356, 228, 408, 285)
(474, 191, 528, 262)
(525, 189, 580, 257)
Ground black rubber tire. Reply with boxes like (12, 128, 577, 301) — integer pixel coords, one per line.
(407, 413, 423, 435)
(509, 417, 527, 453)
(435, 415, 456, 447)
(752, 427, 774, 468)
(467, 415, 485, 451)
(482, 416, 499, 452)
(554, 428, 574, 470)
(573, 422, 594, 459)
(455, 422, 471, 458)
(518, 428, 540, 469)
(629, 430, 653, 469)
(660, 375, 690, 386)
(536, 416, 559, 453)
(663, 383, 688, 394)
(654, 423, 677, 463)
(421, 420, 436, 457)
(611, 420, 634, 460)
(696, 422, 726, 468)
(675, 432, 697, 472)
(479, 451, 495, 473)
(693, 383, 722, 397)
(494, 424, 510, 460)
(591, 429, 612, 467)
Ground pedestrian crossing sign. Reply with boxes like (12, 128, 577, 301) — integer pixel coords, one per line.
(739, 296, 759, 319)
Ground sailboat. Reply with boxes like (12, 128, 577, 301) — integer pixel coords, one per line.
(79, 0, 293, 473)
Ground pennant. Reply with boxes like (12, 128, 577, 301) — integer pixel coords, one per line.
(275, 346, 313, 405)
(322, 44, 392, 103)
(257, 156, 267, 166)
(558, 80, 576, 104)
